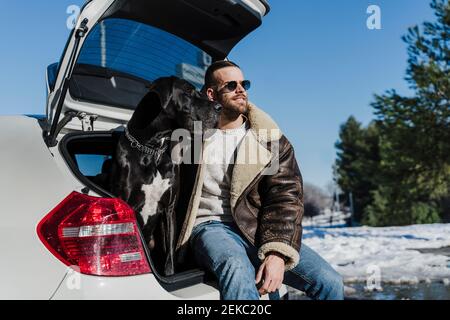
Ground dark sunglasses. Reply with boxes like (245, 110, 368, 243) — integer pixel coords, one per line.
(217, 80, 251, 93)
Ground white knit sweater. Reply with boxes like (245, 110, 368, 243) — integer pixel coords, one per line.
(195, 121, 249, 226)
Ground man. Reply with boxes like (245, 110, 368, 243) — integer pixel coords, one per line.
(174, 60, 344, 300)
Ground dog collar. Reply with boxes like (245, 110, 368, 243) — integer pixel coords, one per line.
(125, 128, 171, 158)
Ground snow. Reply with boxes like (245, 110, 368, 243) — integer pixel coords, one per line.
(302, 224, 450, 284)
(303, 209, 351, 228)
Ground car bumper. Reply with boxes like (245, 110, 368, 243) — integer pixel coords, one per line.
(52, 272, 176, 300)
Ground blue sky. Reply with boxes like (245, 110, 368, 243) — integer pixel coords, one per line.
(0, 1, 435, 189)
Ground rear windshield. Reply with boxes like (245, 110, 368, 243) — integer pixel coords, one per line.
(70, 18, 212, 109)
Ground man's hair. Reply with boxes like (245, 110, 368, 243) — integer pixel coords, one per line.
(204, 60, 241, 90)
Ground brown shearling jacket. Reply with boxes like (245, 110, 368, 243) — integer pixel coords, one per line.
(175, 103, 304, 270)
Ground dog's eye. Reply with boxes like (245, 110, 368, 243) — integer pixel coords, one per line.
(182, 85, 195, 95)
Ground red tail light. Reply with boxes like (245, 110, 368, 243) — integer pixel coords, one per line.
(37, 192, 151, 276)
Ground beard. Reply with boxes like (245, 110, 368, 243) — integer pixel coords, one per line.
(221, 96, 249, 119)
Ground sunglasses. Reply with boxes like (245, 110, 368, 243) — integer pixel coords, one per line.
(217, 80, 251, 93)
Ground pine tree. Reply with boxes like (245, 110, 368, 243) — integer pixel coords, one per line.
(335, 117, 380, 223)
(367, 0, 450, 225)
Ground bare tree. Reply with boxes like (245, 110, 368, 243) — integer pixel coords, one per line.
(304, 182, 332, 217)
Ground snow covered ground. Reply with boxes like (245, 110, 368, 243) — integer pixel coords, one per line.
(302, 224, 450, 285)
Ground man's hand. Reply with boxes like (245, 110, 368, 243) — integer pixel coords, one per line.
(255, 252, 286, 296)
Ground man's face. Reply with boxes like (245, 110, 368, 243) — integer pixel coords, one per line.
(207, 66, 249, 117)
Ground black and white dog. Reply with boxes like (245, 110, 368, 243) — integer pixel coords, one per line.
(110, 76, 222, 276)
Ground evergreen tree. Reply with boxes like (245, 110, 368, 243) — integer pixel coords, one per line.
(335, 117, 380, 223)
(366, 0, 450, 225)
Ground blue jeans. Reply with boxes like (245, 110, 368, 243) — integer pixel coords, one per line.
(190, 221, 344, 300)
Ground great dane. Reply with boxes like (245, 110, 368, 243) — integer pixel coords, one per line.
(110, 76, 222, 276)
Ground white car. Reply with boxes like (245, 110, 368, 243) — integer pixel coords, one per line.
(0, 0, 285, 300)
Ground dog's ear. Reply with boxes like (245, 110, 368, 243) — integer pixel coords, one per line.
(128, 77, 176, 131)
(147, 77, 176, 110)
(170, 78, 198, 112)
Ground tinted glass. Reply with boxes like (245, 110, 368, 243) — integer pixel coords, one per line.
(71, 18, 212, 108)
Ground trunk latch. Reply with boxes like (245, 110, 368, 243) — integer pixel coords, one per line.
(78, 112, 98, 131)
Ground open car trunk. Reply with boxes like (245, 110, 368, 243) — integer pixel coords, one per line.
(47, 0, 272, 295)
(59, 131, 214, 292)
(46, 0, 270, 138)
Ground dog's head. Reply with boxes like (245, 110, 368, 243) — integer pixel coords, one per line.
(128, 76, 222, 135)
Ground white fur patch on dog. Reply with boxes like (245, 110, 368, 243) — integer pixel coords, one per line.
(140, 171, 171, 224)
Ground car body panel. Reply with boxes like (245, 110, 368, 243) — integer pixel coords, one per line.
(0, 116, 75, 299)
(52, 273, 219, 300)
(61, 92, 132, 133)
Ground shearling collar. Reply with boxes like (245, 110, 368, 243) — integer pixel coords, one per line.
(246, 103, 282, 142)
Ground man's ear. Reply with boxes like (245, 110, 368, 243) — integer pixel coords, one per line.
(206, 87, 216, 102)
